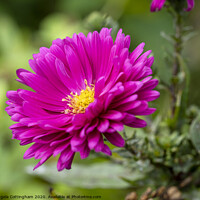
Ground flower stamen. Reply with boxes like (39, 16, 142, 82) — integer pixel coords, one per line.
(62, 80, 95, 114)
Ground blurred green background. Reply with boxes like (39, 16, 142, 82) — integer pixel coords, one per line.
(0, 0, 200, 199)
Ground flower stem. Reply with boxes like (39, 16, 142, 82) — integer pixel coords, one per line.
(173, 13, 182, 76)
(171, 12, 183, 117)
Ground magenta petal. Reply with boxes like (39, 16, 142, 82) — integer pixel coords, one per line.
(117, 101, 141, 112)
(11, 113, 25, 122)
(104, 132, 125, 147)
(150, 0, 166, 12)
(20, 139, 32, 146)
(50, 135, 71, 147)
(53, 144, 70, 157)
(97, 119, 109, 133)
(18, 71, 64, 99)
(6, 91, 23, 105)
(145, 57, 154, 68)
(72, 113, 87, 126)
(94, 134, 104, 152)
(29, 59, 44, 77)
(86, 99, 104, 119)
(88, 131, 101, 150)
(138, 90, 160, 101)
(130, 43, 145, 64)
(16, 68, 32, 85)
(140, 79, 159, 91)
(24, 143, 41, 159)
(71, 133, 86, 148)
(50, 44, 66, 64)
(63, 154, 75, 170)
(184, 0, 195, 11)
(86, 118, 99, 134)
(123, 114, 147, 128)
(33, 132, 65, 144)
(101, 144, 112, 156)
(80, 124, 90, 138)
(110, 122, 124, 132)
(132, 107, 156, 116)
(15, 128, 44, 140)
(35, 57, 68, 95)
(64, 44, 85, 89)
(101, 110, 124, 121)
(99, 28, 112, 39)
(57, 150, 75, 171)
(121, 81, 143, 99)
(110, 94, 138, 109)
(79, 143, 90, 159)
(75, 33, 93, 83)
(19, 90, 65, 112)
(33, 153, 52, 170)
(95, 76, 106, 97)
(59, 147, 75, 163)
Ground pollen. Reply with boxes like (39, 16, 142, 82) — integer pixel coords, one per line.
(62, 80, 95, 114)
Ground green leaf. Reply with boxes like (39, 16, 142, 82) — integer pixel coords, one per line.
(190, 114, 200, 153)
(182, 31, 198, 43)
(26, 162, 144, 189)
(112, 148, 133, 158)
(160, 31, 174, 43)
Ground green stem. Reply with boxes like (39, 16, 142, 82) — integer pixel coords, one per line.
(171, 12, 183, 117)
(173, 13, 182, 75)
(177, 54, 190, 128)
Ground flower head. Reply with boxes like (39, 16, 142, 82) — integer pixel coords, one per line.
(184, 0, 195, 11)
(150, 0, 195, 12)
(6, 28, 159, 171)
(150, 0, 166, 12)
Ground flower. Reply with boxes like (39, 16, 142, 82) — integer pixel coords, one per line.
(6, 28, 159, 171)
(150, 0, 195, 12)
(184, 0, 195, 11)
(150, 0, 166, 12)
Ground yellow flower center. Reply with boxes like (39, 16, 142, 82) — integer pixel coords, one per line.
(62, 80, 95, 114)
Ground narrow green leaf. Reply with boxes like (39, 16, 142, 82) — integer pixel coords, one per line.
(160, 31, 174, 43)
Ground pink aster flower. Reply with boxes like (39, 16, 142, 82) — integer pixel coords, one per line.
(6, 28, 159, 171)
(184, 0, 195, 11)
(150, 0, 166, 12)
(150, 0, 195, 12)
